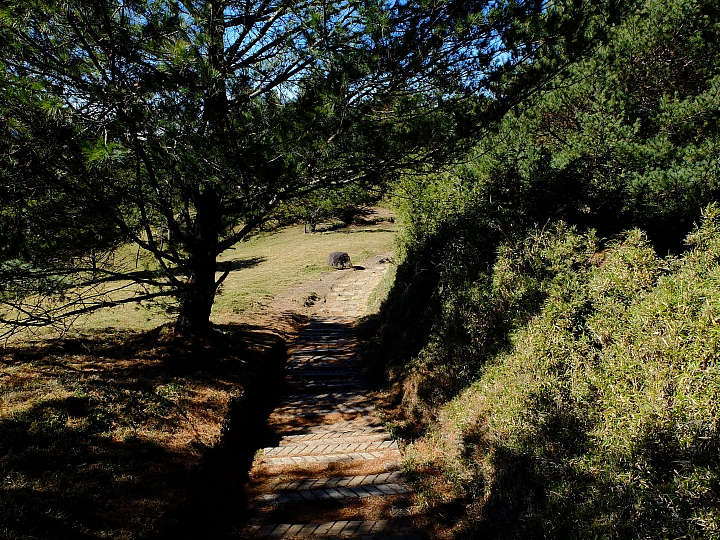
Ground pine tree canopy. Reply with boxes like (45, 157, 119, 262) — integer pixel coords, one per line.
(0, 0, 619, 337)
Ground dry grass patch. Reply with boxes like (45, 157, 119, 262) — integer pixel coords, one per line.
(0, 324, 287, 540)
(67, 213, 396, 334)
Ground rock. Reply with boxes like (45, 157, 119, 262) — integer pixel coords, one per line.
(327, 251, 352, 269)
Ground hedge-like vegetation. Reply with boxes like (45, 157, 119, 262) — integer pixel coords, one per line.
(360, 0, 720, 537)
(406, 213, 720, 538)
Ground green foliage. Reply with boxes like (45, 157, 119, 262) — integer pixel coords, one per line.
(367, 0, 720, 407)
(0, 0, 587, 335)
(0, 67, 126, 268)
(404, 209, 720, 538)
(485, 0, 720, 250)
(359, 1, 720, 536)
(275, 183, 382, 230)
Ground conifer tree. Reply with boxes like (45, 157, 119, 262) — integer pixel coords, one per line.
(0, 0, 616, 337)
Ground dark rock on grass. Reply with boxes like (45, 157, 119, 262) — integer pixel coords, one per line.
(327, 252, 352, 269)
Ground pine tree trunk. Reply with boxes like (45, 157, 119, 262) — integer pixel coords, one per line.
(175, 258, 217, 336)
(175, 9, 227, 338)
(174, 189, 222, 337)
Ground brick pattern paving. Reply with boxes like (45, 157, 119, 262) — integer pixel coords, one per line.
(262, 440, 398, 457)
(277, 392, 368, 405)
(278, 419, 385, 436)
(253, 520, 419, 539)
(285, 380, 365, 391)
(279, 427, 388, 444)
(265, 471, 405, 493)
(254, 482, 411, 505)
(261, 450, 397, 467)
(238, 260, 423, 538)
(269, 406, 376, 419)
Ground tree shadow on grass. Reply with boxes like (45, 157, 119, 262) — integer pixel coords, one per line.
(0, 323, 288, 540)
(0, 405, 188, 539)
(223, 256, 268, 272)
(337, 227, 397, 234)
(59, 257, 267, 291)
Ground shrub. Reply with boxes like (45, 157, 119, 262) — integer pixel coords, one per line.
(402, 206, 720, 539)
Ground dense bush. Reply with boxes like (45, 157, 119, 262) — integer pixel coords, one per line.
(359, 0, 720, 536)
(365, 0, 720, 422)
(405, 208, 720, 538)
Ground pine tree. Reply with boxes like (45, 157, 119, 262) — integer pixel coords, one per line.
(0, 0, 613, 337)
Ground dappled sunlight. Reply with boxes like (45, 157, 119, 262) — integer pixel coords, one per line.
(0, 323, 286, 539)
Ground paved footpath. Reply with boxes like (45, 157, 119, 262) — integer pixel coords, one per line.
(238, 261, 423, 539)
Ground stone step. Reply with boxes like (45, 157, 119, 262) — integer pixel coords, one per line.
(277, 432, 389, 447)
(270, 404, 374, 418)
(293, 336, 352, 341)
(254, 482, 410, 504)
(298, 322, 354, 326)
(294, 329, 352, 335)
(291, 344, 354, 350)
(262, 439, 398, 457)
(286, 367, 359, 376)
(277, 391, 366, 405)
(292, 336, 354, 340)
(252, 519, 416, 538)
(278, 426, 387, 444)
(292, 339, 355, 346)
(275, 419, 384, 435)
(290, 352, 356, 359)
(243, 302, 420, 539)
(288, 357, 356, 364)
(266, 471, 406, 493)
(285, 368, 361, 377)
(287, 359, 357, 368)
(292, 337, 353, 344)
(302, 317, 354, 323)
(285, 380, 365, 391)
(291, 346, 356, 353)
(296, 324, 353, 330)
(260, 450, 397, 467)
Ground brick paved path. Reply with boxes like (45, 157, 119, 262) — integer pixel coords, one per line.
(239, 261, 423, 539)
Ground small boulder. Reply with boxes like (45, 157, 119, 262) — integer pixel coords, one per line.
(327, 251, 352, 269)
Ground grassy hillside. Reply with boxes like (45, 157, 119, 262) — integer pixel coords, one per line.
(362, 209, 720, 539)
(60, 220, 395, 334)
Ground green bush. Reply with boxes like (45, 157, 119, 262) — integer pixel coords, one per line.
(363, 0, 720, 429)
(359, 2, 720, 534)
(402, 207, 720, 539)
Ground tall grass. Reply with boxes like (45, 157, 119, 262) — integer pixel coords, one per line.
(395, 207, 720, 538)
